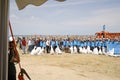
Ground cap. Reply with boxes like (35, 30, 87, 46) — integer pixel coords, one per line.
(9, 36, 13, 42)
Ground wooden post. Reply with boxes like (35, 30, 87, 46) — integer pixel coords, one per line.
(0, 0, 9, 80)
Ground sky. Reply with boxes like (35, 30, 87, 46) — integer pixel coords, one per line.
(10, 0, 120, 35)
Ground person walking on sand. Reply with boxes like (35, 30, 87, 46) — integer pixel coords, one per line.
(21, 37, 27, 54)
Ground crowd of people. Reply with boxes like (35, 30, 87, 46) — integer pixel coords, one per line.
(16, 35, 120, 56)
(7, 35, 120, 80)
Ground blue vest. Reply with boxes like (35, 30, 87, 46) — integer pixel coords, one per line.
(97, 41, 102, 47)
(73, 40, 77, 46)
(95, 40, 98, 47)
(51, 41, 55, 47)
(66, 41, 69, 47)
(43, 41, 46, 48)
(70, 41, 73, 47)
(77, 40, 81, 47)
(80, 42, 84, 47)
(87, 41, 90, 46)
(90, 41, 94, 47)
(55, 41, 59, 46)
(63, 40, 66, 46)
(84, 41, 87, 47)
(39, 41, 43, 47)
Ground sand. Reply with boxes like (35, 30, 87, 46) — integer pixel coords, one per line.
(16, 51, 120, 80)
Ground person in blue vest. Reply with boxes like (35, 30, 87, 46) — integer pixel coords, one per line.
(80, 40, 84, 48)
(77, 39, 81, 47)
(73, 39, 79, 53)
(101, 39, 107, 53)
(94, 39, 99, 48)
(105, 39, 111, 53)
(69, 39, 74, 47)
(63, 39, 66, 47)
(62, 39, 66, 52)
(66, 39, 69, 47)
(86, 40, 91, 47)
(50, 38, 56, 52)
(83, 40, 87, 49)
(104, 39, 109, 48)
(77, 39, 81, 53)
(42, 39, 46, 49)
(39, 39, 43, 48)
(73, 39, 77, 47)
(97, 39, 102, 51)
(65, 38, 70, 53)
(55, 39, 59, 47)
(90, 39, 95, 51)
(59, 38, 63, 51)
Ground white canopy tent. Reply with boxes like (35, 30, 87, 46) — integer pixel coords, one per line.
(0, 0, 65, 80)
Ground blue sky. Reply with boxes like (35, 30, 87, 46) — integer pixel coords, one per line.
(10, 0, 120, 35)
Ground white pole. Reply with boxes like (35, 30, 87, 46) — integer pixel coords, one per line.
(0, 0, 9, 80)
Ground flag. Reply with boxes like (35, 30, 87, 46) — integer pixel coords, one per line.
(16, 0, 48, 10)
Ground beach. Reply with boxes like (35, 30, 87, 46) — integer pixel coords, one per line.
(16, 51, 120, 80)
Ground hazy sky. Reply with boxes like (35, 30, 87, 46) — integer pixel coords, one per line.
(10, 0, 120, 35)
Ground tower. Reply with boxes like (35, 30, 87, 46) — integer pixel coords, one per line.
(103, 25, 105, 32)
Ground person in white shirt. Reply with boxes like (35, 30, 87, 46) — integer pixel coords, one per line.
(46, 39, 50, 53)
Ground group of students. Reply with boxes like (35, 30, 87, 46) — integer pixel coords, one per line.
(25, 37, 120, 55)
(8, 35, 120, 80)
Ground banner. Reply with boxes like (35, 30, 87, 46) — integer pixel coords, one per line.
(107, 42, 120, 55)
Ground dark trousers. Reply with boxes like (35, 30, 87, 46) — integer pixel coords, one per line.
(46, 45, 50, 53)
(8, 72, 16, 80)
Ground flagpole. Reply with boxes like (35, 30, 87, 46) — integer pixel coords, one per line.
(0, 0, 9, 80)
